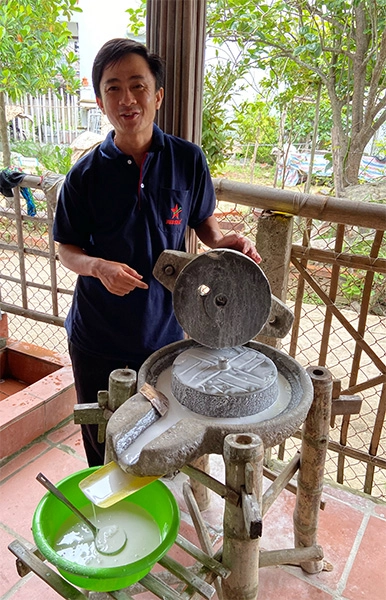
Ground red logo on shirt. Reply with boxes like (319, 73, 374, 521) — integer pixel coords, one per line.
(166, 204, 182, 225)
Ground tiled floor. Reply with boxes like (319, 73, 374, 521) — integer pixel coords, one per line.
(1, 417, 385, 600)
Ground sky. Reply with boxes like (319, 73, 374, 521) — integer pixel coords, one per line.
(74, 0, 141, 100)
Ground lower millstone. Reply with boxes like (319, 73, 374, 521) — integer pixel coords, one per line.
(171, 345, 278, 418)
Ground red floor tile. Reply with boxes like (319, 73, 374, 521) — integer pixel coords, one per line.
(261, 486, 366, 590)
(2, 570, 64, 600)
(0, 441, 51, 482)
(343, 514, 386, 600)
(0, 526, 25, 595)
(0, 402, 47, 460)
(46, 419, 83, 444)
(0, 446, 89, 542)
(258, 565, 333, 599)
(55, 428, 85, 456)
(1, 422, 385, 600)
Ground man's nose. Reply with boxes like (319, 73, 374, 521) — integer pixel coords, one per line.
(120, 87, 137, 104)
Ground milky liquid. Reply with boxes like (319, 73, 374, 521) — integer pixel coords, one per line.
(54, 502, 161, 568)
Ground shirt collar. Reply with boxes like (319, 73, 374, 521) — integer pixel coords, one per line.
(99, 124, 165, 160)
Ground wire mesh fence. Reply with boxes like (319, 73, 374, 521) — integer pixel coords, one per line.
(0, 176, 385, 500)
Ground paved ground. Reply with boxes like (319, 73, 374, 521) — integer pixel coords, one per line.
(1, 417, 385, 600)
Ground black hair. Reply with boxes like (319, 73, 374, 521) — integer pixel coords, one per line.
(92, 38, 165, 98)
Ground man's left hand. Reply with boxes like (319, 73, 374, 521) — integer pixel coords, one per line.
(213, 233, 262, 264)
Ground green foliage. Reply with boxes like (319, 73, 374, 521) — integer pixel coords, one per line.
(206, 0, 386, 187)
(202, 60, 247, 174)
(233, 99, 278, 163)
(373, 139, 386, 161)
(10, 140, 73, 174)
(126, 2, 146, 38)
(0, 0, 81, 99)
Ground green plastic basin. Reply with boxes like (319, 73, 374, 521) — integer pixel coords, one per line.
(32, 467, 180, 592)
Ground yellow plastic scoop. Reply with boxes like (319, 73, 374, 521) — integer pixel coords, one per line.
(79, 384, 168, 508)
(79, 461, 160, 508)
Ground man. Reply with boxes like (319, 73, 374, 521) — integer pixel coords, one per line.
(54, 38, 261, 466)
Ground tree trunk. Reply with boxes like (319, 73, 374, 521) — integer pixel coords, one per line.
(249, 128, 260, 184)
(304, 82, 322, 194)
(331, 125, 345, 196)
(0, 91, 11, 168)
(344, 142, 365, 187)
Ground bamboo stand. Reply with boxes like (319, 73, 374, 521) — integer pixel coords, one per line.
(9, 366, 339, 599)
(293, 366, 333, 573)
(222, 433, 264, 600)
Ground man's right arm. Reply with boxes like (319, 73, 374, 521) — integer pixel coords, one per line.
(58, 243, 148, 296)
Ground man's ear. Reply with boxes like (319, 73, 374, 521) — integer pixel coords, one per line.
(96, 97, 105, 114)
(155, 87, 164, 110)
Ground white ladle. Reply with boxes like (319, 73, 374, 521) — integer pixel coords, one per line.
(36, 472, 127, 555)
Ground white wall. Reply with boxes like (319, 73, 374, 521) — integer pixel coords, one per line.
(75, 0, 140, 100)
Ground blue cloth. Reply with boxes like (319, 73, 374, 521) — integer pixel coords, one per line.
(53, 125, 216, 363)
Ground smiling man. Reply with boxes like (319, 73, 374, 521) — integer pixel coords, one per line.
(53, 38, 261, 466)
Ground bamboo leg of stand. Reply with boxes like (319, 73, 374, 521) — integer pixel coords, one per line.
(293, 366, 333, 574)
(222, 433, 264, 600)
(189, 454, 211, 511)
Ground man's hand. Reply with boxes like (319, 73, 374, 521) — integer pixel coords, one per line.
(195, 216, 262, 265)
(212, 232, 262, 264)
(57, 244, 148, 296)
(95, 260, 148, 296)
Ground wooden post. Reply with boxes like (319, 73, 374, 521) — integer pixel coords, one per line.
(222, 433, 264, 600)
(146, 0, 206, 256)
(293, 366, 333, 573)
(255, 211, 293, 350)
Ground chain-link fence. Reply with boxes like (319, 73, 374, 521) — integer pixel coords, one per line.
(0, 176, 75, 354)
(1, 176, 385, 500)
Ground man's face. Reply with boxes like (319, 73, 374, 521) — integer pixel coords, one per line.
(96, 53, 163, 145)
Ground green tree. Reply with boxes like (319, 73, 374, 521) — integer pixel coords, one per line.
(202, 59, 247, 174)
(234, 98, 278, 164)
(0, 0, 81, 167)
(207, 0, 386, 195)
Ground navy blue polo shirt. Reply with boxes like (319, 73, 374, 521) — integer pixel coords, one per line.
(53, 125, 216, 364)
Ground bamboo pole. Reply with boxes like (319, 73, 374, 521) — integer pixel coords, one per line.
(255, 211, 293, 349)
(293, 366, 333, 573)
(188, 454, 211, 511)
(183, 482, 224, 599)
(262, 452, 301, 516)
(259, 545, 323, 568)
(291, 244, 386, 274)
(213, 178, 385, 230)
(222, 433, 264, 600)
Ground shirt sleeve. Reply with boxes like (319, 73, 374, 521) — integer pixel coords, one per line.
(53, 162, 92, 249)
